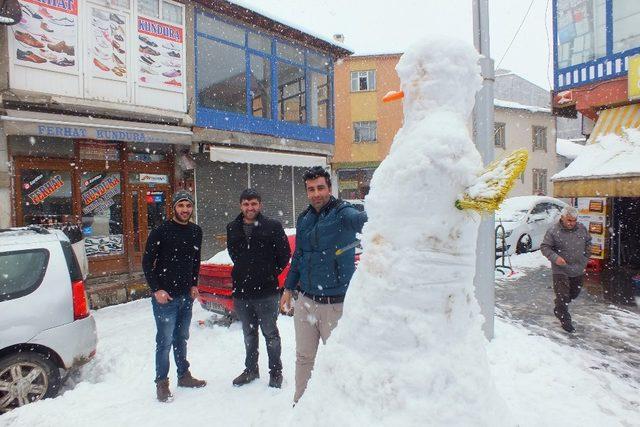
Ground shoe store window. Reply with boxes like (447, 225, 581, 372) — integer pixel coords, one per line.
(337, 168, 375, 200)
(138, 0, 183, 24)
(18, 169, 73, 225)
(80, 171, 125, 257)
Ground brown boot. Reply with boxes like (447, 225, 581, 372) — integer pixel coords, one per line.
(156, 379, 173, 402)
(178, 371, 206, 388)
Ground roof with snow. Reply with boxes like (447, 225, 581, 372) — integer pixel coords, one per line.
(494, 99, 551, 114)
(556, 138, 585, 160)
(197, 0, 353, 56)
(552, 128, 640, 181)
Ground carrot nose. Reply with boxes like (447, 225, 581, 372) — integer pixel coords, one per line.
(383, 90, 404, 103)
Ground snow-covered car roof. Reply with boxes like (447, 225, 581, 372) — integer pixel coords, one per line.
(498, 196, 567, 212)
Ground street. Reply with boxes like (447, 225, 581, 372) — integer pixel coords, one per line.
(2, 252, 639, 426)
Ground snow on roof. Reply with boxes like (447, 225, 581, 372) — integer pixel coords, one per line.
(494, 99, 551, 114)
(553, 128, 640, 181)
(498, 196, 550, 211)
(556, 138, 585, 160)
(226, 0, 354, 53)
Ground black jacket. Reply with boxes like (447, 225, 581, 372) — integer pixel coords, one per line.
(142, 220, 202, 297)
(227, 213, 291, 300)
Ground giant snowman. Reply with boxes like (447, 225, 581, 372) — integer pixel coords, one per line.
(291, 38, 512, 426)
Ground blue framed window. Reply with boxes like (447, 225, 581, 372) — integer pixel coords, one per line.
(194, 11, 334, 144)
(553, 0, 640, 90)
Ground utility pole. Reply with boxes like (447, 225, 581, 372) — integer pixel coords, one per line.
(472, 0, 496, 340)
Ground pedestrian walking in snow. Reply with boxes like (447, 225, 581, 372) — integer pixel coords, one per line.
(279, 166, 367, 403)
(227, 189, 291, 389)
(541, 206, 592, 333)
(142, 190, 206, 402)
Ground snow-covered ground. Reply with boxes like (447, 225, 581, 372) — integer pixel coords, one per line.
(3, 272, 639, 426)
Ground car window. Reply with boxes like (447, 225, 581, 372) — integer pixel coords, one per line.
(0, 249, 50, 302)
(530, 203, 547, 215)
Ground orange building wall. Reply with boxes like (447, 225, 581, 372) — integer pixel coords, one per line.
(333, 55, 403, 166)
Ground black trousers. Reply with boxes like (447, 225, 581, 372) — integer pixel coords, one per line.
(234, 295, 282, 373)
(553, 274, 583, 323)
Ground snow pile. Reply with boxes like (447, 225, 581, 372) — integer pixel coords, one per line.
(553, 128, 640, 180)
(556, 138, 585, 160)
(293, 38, 511, 426)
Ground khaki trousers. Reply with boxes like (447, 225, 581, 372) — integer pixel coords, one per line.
(293, 294, 343, 403)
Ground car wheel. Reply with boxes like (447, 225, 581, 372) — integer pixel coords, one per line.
(516, 234, 532, 254)
(0, 352, 61, 413)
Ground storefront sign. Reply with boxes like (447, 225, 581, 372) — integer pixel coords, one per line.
(35, 124, 182, 143)
(27, 174, 64, 204)
(137, 16, 184, 92)
(577, 197, 607, 260)
(138, 173, 169, 184)
(629, 54, 640, 101)
(13, 0, 78, 73)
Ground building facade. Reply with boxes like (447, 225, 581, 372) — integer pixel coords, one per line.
(1, 0, 349, 279)
(332, 54, 402, 200)
(551, 0, 640, 292)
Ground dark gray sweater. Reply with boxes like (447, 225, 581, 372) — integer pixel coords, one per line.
(540, 221, 592, 277)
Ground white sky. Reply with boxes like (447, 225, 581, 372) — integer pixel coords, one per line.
(234, 0, 554, 91)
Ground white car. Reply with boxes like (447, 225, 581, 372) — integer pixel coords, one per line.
(0, 227, 97, 413)
(495, 196, 570, 255)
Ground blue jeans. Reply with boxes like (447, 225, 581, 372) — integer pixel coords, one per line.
(151, 295, 193, 382)
(234, 295, 282, 373)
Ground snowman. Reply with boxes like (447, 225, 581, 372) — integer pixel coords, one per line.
(291, 37, 514, 426)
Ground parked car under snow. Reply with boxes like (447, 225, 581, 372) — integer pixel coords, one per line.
(495, 196, 570, 255)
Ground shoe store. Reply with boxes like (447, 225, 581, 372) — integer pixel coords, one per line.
(3, 0, 191, 278)
(2, 109, 193, 277)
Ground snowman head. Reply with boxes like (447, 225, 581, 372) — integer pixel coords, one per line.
(395, 37, 482, 124)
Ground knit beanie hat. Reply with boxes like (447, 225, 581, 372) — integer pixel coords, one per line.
(172, 190, 194, 208)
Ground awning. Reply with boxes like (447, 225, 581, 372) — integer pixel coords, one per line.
(554, 176, 640, 198)
(588, 104, 640, 143)
(1, 109, 192, 145)
(209, 146, 328, 167)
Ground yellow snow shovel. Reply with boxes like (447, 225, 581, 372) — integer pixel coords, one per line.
(455, 149, 529, 213)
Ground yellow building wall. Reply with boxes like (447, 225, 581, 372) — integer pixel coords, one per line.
(333, 55, 403, 167)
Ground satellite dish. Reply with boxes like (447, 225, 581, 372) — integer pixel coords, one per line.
(0, 0, 21, 25)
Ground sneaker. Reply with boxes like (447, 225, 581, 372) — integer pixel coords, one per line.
(162, 69, 181, 78)
(47, 40, 74, 55)
(37, 7, 54, 19)
(232, 369, 259, 386)
(178, 371, 207, 388)
(268, 371, 283, 388)
(14, 31, 44, 49)
(51, 57, 75, 67)
(156, 379, 173, 402)
(167, 50, 181, 58)
(164, 78, 182, 87)
(16, 49, 47, 64)
(139, 35, 158, 47)
(40, 22, 54, 33)
(139, 45, 160, 56)
(110, 13, 125, 25)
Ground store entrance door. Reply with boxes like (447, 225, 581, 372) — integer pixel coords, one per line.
(128, 185, 172, 269)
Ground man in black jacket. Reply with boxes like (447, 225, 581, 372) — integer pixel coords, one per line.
(142, 190, 206, 402)
(227, 189, 291, 388)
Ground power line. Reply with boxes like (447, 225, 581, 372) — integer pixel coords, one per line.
(496, 0, 536, 70)
(544, 0, 552, 89)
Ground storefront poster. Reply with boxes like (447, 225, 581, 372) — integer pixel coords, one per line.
(89, 6, 127, 80)
(27, 174, 65, 204)
(81, 175, 121, 214)
(137, 16, 183, 92)
(577, 197, 607, 259)
(12, 0, 78, 72)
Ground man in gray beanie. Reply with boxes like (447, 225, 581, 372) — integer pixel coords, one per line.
(143, 189, 206, 402)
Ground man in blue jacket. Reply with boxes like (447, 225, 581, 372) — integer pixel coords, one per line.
(279, 166, 367, 403)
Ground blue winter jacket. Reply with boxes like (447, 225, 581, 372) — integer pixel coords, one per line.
(284, 197, 367, 297)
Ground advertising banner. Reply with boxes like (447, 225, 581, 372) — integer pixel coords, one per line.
(137, 16, 184, 92)
(89, 6, 128, 80)
(577, 197, 607, 259)
(12, 0, 78, 72)
(629, 54, 640, 101)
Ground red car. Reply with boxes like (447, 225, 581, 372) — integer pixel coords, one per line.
(197, 232, 360, 319)
(197, 233, 296, 318)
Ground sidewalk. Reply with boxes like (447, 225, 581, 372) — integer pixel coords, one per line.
(496, 258, 640, 384)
